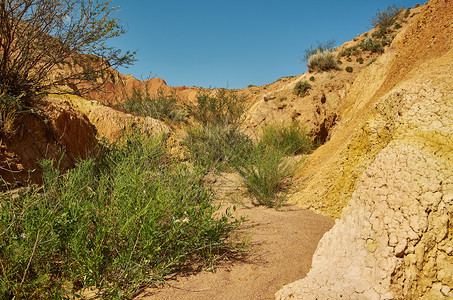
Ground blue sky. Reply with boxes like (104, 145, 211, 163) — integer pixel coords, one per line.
(110, 0, 424, 89)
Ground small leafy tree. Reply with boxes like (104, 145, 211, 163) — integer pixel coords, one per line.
(370, 5, 405, 29)
(0, 0, 135, 103)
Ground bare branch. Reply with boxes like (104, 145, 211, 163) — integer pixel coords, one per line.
(0, 0, 135, 103)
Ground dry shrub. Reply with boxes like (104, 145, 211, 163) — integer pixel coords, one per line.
(308, 49, 340, 72)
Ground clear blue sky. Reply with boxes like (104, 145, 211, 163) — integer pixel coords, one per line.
(110, 0, 424, 89)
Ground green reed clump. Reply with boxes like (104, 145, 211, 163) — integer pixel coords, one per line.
(258, 123, 313, 155)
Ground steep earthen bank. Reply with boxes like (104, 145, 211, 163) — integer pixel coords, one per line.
(0, 101, 98, 188)
(277, 0, 453, 298)
(46, 94, 170, 142)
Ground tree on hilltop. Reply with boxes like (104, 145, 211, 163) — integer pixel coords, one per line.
(0, 0, 135, 104)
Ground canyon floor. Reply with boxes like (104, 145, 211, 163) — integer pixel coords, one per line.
(136, 172, 334, 299)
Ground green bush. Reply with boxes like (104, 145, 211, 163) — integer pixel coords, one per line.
(356, 57, 364, 64)
(187, 89, 247, 127)
(370, 5, 405, 29)
(359, 37, 384, 53)
(184, 124, 253, 171)
(293, 81, 311, 97)
(0, 133, 240, 298)
(122, 89, 185, 121)
(307, 49, 340, 72)
(309, 76, 315, 82)
(346, 57, 352, 62)
(236, 146, 293, 208)
(394, 23, 402, 29)
(338, 45, 360, 58)
(258, 123, 312, 156)
(372, 26, 388, 39)
(345, 66, 353, 73)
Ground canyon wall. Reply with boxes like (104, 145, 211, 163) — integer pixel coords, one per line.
(277, 0, 453, 298)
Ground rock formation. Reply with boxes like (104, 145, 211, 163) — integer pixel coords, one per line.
(276, 0, 453, 298)
(0, 100, 98, 187)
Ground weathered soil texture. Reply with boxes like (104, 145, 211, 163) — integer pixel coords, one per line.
(0, 100, 98, 188)
(277, 0, 453, 298)
(135, 173, 334, 300)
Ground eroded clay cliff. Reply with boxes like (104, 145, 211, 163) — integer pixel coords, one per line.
(276, 0, 453, 298)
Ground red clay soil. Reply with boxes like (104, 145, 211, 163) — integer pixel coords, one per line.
(135, 173, 334, 300)
(0, 101, 98, 188)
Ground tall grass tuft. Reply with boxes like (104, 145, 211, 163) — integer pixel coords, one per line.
(235, 123, 310, 207)
(0, 132, 240, 298)
(236, 146, 294, 208)
(258, 123, 312, 155)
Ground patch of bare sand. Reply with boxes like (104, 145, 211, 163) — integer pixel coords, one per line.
(135, 172, 333, 300)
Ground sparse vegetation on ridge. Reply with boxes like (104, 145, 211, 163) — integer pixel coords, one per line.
(370, 5, 405, 29)
(367, 58, 378, 66)
(359, 37, 385, 53)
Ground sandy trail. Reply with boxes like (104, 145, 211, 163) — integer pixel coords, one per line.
(136, 173, 334, 300)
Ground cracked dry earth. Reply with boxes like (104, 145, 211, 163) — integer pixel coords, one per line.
(276, 23, 453, 300)
(135, 173, 334, 300)
(277, 84, 453, 299)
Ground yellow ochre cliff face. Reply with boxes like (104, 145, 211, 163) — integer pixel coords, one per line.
(277, 0, 453, 299)
(288, 0, 453, 218)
